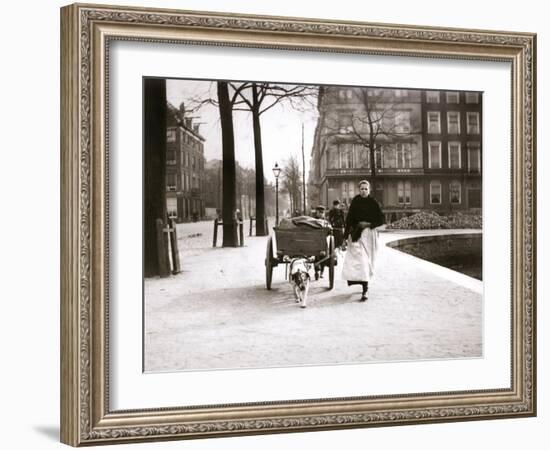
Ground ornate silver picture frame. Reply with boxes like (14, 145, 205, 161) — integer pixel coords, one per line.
(60, 3, 536, 446)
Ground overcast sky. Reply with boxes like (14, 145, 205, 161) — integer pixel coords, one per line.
(166, 79, 319, 182)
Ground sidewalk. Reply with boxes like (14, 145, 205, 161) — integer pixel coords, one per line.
(144, 223, 482, 372)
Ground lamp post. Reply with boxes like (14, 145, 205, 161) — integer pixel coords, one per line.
(272, 162, 281, 226)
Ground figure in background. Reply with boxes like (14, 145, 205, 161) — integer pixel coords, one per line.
(328, 199, 346, 249)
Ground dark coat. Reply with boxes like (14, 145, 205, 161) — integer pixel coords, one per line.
(344, 195, 385, 241)
(328, 207, 346, 229)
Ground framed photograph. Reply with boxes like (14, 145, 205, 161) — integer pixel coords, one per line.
(60, 3, 536, 446)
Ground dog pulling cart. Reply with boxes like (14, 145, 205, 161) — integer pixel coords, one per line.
(265, 225, 336, 291)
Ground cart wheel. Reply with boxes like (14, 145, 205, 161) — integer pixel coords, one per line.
(327, 235, 335, 290)
(265, 236, 274, 290)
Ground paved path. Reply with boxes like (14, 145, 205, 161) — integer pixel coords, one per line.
(144, 221, 482, 372)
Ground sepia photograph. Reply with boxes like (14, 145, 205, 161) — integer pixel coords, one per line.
(143, 78, 483, 373)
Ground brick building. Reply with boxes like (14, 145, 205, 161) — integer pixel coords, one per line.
(166, 103, 206, 222)
(422, 90, 482, 212)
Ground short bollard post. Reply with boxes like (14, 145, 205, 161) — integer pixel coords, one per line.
(239, 221, 244, 247)
(156, 218, 170, 278)
(169, 219, 181, 274)
(232, 220, 238, 246)
(213, 218, 218, 247)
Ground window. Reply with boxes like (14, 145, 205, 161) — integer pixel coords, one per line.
(166, 150, 177, 165)
(467, 112, 480, 134)
(352, 143, 367, 168)
(339, 114, 353, 134)
(394, 111, 411, 133)
(446, 92, 460, 103)
(468, 142, 481, 172)
(166, 173, 177, 191)
(396, 143, 412, 168)
(167, 129, 177, 142)
(447, 111, 461, 134)
(448, 142, 461, 169)
(428, 141, 442, 169)
(348, 182, 356, 199)
(398, 181, 411, 205)
(338, 89, 353, 100)
(426, 91, 440, 103)
(166, 198, 178, 218)
(342, 182, 357, 201)
(430, 181, 442, 204)
(449, 181, 461, 204)
(468, 182, 482, 208)
(394, 89, 408, 97)
(466, 92, 479, 104)
(383, 144, 396, 168)
(328, 146, 339, 169)
(339, 143, 353, 168)
(375, 147, 383, 169)
(427, 111, 441, 134)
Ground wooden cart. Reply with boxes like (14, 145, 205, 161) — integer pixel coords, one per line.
(265, 226, 336, 290)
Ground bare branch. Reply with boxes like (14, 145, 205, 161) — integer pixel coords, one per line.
(230, 82, 253, 108)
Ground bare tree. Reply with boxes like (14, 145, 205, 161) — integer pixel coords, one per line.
(144, 78, 168, 277)
(281, 155, 303, 215)
(184, 81, 317, 232)
(230, 82, 317, 235)
(322, 87, 421, 179)
(184, 82, 250, 246)
(217, 81, 239, 247)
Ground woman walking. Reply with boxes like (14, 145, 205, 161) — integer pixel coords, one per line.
(341, 180, 385, 301)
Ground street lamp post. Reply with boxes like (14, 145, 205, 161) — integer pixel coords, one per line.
(272, 162, 281, 226)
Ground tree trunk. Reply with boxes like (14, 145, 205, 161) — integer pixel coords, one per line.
(369, 137, 377, 179)
(217, 81, 238, 247)
(144, 78, 167, 277)
(251, 84, 267, 236)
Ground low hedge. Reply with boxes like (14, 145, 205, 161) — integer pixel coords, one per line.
(386, 211, 482, 230)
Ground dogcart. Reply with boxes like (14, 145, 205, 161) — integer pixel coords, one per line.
(265, 226, 336, 290)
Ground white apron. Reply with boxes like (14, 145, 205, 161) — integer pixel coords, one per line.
(341, 228, 379, 282)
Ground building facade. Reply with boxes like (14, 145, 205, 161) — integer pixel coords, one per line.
(422, 90, 482, 212)
(309, 86, 482, 221)
(166, 103, 206, 222)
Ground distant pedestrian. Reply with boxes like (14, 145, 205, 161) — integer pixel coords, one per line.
(341, 180, 385, 302)
(235, 209, 243, 223)
(327, 199, 346, 249)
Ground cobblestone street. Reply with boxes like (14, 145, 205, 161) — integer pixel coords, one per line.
(144, 219, 482, 372)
